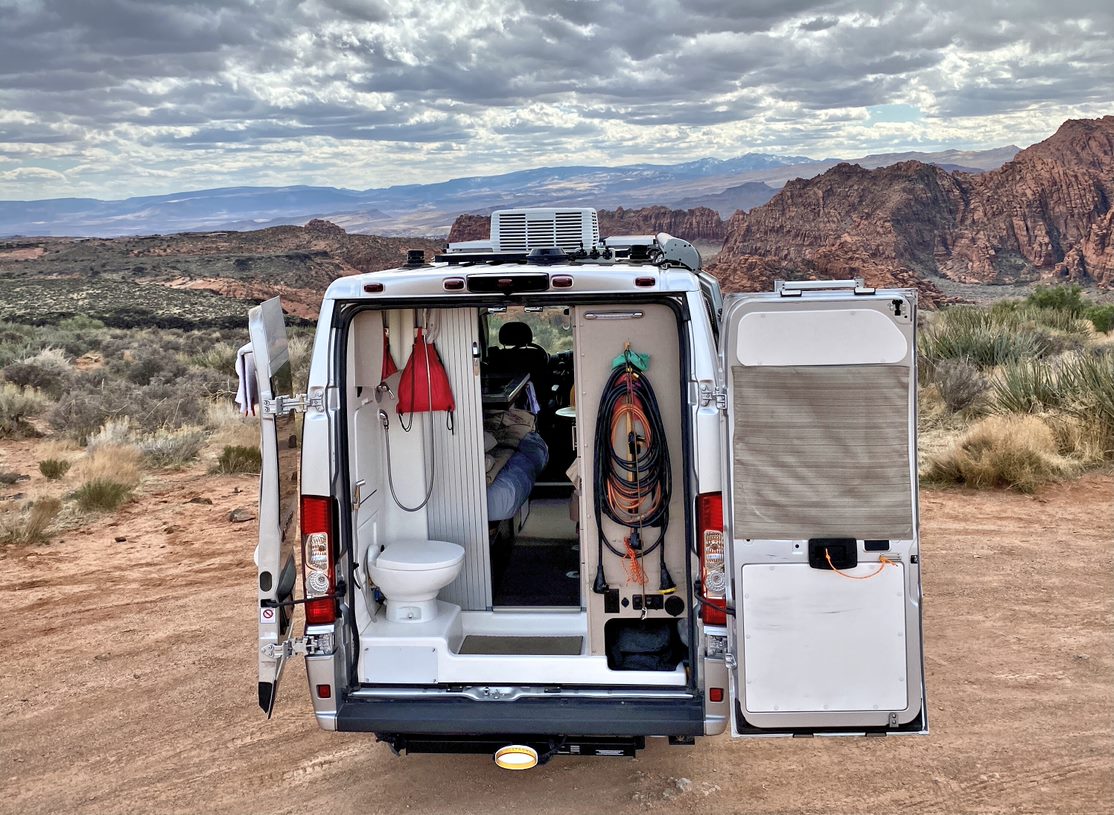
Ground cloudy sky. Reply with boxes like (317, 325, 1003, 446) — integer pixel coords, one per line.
(1, 0, 1111, 200)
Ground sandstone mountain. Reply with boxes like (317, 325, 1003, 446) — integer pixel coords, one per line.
(448, 206, 727, 245)
(710, 116, 1114, 296)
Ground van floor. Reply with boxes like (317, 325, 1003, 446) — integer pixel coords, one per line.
(492, 498, 580, 607)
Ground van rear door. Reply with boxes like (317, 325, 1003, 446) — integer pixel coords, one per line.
(720, 280, 926, 736)
(248, 297, 300, 716)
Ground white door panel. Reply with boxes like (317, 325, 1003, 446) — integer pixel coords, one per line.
(721, 285, 926, 737)
(249, 297, 300, 717)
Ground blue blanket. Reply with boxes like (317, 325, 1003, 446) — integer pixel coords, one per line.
(486, 432, 549, 521)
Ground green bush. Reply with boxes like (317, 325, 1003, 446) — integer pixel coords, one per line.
(39, 458, 72, 480)
(215, 445, 261, 474)
(1025, 284, 1087, 316)
(74, 479, 133, 512)
(1084, 304, 1114, 333)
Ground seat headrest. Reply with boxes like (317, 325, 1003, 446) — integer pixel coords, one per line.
(499, 322, 533, 347)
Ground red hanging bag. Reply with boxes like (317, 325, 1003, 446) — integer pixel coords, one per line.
(380, 327, 398, 381)
(397, 328, 455, 426)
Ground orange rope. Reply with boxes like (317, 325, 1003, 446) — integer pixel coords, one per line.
(824, 549, 895, 579)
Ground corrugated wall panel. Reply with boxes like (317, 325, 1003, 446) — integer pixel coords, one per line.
(427, 308, 491, 610)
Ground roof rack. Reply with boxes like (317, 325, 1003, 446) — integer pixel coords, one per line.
(443, 208, 702, 272)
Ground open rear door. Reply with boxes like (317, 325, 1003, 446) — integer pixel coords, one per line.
(248, 297, 300, 717)
(721, 280, 926, 736)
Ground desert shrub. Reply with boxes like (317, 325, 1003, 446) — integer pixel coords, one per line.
(125, 353, 187, 386)
(85, 417, 136, 451)
(930, 359, 987, 412)
(49, 376, 136, 443)
(74, 479, 133, 512)
(191, 341, 239, 375)
(2, 347, 72, 397)
(1058, 350, 1114, 452)
(39, 459, 71, 480)
(0, 383, 48, 436)
(992, 359, 1063, 414)
(1025, 284, 1087, 316)
(1084, 304, 1114, 333)
(0, 497, 62, 545)
(923, 415, 1076, 492)
(215, 445, 261, 474)
(205, 400, 260, 448)
(921, 309, 1049, 367)
(138, 426, 207, 468)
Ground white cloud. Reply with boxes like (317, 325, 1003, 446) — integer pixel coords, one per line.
(0, 0, 1111, 199)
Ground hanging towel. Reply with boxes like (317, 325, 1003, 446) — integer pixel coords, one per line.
(235, 343, 258, 416)
(380, 327, 398, 382)
(397, 328, 455, 416)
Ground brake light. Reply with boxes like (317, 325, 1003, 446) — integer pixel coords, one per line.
(301, 496, 337, 625)
(697, 492, 727, 626)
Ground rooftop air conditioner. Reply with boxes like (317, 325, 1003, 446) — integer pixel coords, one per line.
(491, 208, 600, 253)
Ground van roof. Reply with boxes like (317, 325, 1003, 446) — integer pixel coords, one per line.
(323, 260, 703, 302)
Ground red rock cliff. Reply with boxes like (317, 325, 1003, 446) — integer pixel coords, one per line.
(710, 116, 1114, 294)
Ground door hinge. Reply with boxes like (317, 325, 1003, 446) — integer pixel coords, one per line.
(699, 383, 728, 411)
(261, 391, 324, 416)
(261, 632, 335, 660)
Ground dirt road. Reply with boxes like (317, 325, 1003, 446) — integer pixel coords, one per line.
(2, 446, 1111, 815)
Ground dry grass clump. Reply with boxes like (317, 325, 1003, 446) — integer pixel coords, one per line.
(0, 497, 63, 545)
(923, 415, 1077, 493)
(0, 383, 48, 437)
(205, 401, 259, 449)
(72, 444, 142, 489)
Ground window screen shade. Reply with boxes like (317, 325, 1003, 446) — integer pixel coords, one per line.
(731, 364, 913, 540)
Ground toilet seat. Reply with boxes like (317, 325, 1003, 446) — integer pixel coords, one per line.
(375, 539, 464, 571)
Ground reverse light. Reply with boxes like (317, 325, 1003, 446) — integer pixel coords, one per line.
(697, 492, 727, 626)
(301, 496, 337, 626)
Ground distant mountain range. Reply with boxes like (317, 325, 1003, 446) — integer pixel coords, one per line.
(0, 147, 1017, 239)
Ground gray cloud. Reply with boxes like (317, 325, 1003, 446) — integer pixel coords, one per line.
(0, 0, 1110, 199)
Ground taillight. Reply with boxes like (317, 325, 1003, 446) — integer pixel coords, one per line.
(301, 496, 337, 625)
(697, 492, 727, 626)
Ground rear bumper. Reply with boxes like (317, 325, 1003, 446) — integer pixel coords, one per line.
(335, 694, 706, 737)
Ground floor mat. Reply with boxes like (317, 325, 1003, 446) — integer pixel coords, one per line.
(492, 541, 580, 606)
(459, 635, 584, 656)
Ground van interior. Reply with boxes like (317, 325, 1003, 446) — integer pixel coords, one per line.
(344, 302, 692, 688)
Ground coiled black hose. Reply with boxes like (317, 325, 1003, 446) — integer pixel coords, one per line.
(592, 356, 675, 594)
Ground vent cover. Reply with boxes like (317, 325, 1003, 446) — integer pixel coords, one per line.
(492, 208, 598, 253)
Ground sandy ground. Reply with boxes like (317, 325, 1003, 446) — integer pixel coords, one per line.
(1, 441, 1111, 815)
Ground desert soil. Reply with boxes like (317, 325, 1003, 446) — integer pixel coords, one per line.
(1, 440, 1111, 815)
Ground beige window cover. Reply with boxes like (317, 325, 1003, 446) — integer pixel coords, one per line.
(731, 364, 913, 540)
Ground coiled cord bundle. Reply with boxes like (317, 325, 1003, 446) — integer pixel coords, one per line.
(592, 351, 675, 594)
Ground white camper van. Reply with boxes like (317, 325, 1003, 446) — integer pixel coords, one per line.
(249, 207, 926, 765)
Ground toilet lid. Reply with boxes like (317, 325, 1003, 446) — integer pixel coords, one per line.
(375, 539, 464, 571)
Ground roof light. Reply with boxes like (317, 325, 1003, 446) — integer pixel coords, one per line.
(363, 282, 384, 293)
(635, 276, 656, 287)
(443, 277, 465, 291)
(551, 275, 573, 288)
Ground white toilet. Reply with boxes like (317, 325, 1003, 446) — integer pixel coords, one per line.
(366, 539, 465, 623)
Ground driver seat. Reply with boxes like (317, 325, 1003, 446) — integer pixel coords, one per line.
(491, 322, 549, 399)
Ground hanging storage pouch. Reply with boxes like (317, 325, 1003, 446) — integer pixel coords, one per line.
(397, 327, 455, 431)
